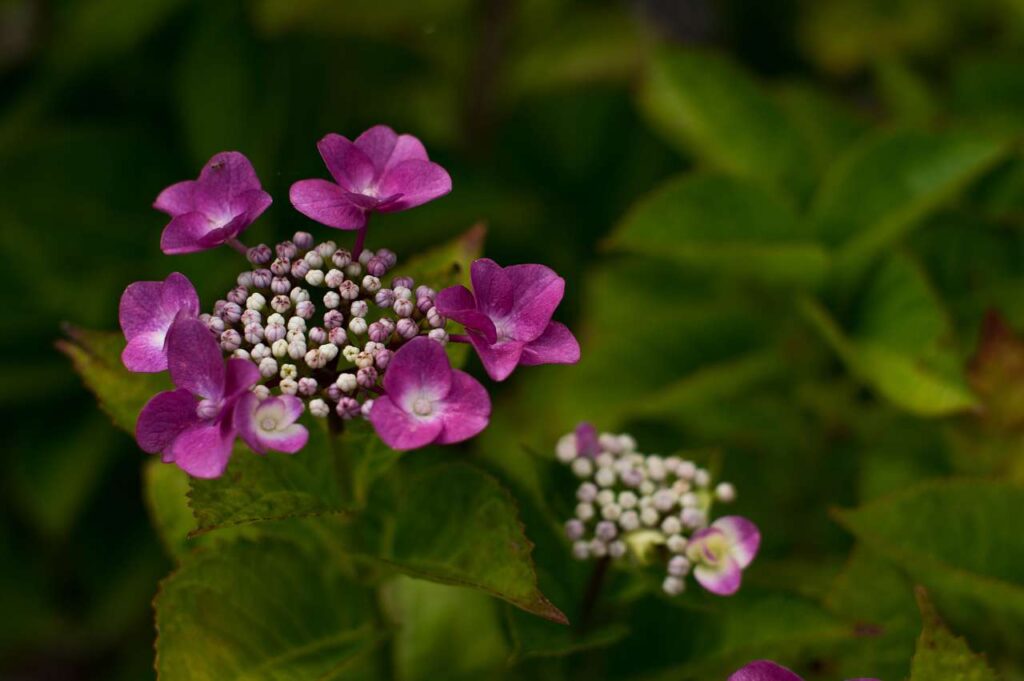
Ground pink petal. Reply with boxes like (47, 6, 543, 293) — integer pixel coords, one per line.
(382, 337, 453, 405)
(520, 322, 580, 367)
(223, 358, 260, 400)
(384, 134, 430, 174)
(193, 151, 263, 217)
(255, 424, 308, 454)
(354, 125, 399, 177)
(232, 188, 273, 224)
(160, 212, 219, 254)
(235, 393, 307, 454)
(694, 555, 743, 595)
(728, 661, 804, 681)
(119, 273, 199, 371)
(169, 421, 236, 478)
(503, 263, 565, 342)
(160, 272, 201, 318)
(469, 336, 524, 382)
(122, 332, 170, 372)
(436, 369, 490, 444)
(435, 286, 497, 344)
(289, 179, 367, 230)
(317, 133, 375, 192)
(714, 515, 761, 569)
(154, 180, 197, 216)
(119, 281, 166, 337)
(166, 318, 225, 400)
(368, 395, 443, 451)
(470, 259, 514, 320)
(377, 159, 452, 212)
(136, 388, 199, 453)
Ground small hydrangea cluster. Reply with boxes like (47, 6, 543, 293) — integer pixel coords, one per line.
(120, 125, 581, 478)
(557, 423, 760, 597)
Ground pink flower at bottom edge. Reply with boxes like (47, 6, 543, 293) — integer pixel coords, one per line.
(728, 660, 879, 681)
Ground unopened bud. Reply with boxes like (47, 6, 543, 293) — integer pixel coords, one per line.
(396, 318, 419, 339)
(220, 329, 242, 352)
(247, 243, 272, 265)
(325, 269, 345, 288)
(427, 328, 448, 345)
(361, 275, 381, 293)
(316, 240, 337, 258)
(304, 250, 324, 269)
(339, 280, 360, 301)
(246, 293, 266, 311)
(252, 269, 272, 289)
(293, 231, 314, 250)
(328, 327, 348, 345)
(221, 302, 242, 323)
(271, 295, 291, 313)
(336, 373, 357, 393)
(332, 249, 352, 268)
(279, 378, 298, 395)
(291, 259, 310, 279)
(309, 399, 329, 417)
(305, 269, 325, 287)
(323, 310, 344, 329)
(259, 357, 279, 378)
(336, 396, 360, 419)
(374, 289, 395, 308)
(226, 287, 248, 306)
(374, 348, 392, 370)
(357, 366, 378, 388)
(323, 291, 340, 309)
(272, 339, 289, 358)
(298, 377, 318, 396)
(350, 300, 368, 318)
(348, 317, 368, 335)
(270, 257, 290, 276)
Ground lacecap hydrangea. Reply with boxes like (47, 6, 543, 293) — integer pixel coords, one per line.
(122, 126, 580, 478)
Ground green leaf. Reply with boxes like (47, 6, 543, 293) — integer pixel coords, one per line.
(359, 459, 568, 624)
(911, 588, 1001, 681)
(810, 130, 1007, 266)
(144, 459, 201, 560)
(608, 173, 828, 286)
(834, 480, 1024, 623)
(155, 539, 382, 681)
(58, 326, 170, 433)
(639, 48, 812, 195)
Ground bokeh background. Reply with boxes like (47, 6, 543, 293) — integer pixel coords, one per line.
(3, 0, 1024, 679)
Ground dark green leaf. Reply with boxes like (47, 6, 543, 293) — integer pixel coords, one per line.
(911, 588, 1001, 681)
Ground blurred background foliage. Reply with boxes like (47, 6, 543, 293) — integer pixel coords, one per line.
(3, 0, 1024, 678)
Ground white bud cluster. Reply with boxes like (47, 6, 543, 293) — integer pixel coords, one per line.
(557, 425, 736, 597)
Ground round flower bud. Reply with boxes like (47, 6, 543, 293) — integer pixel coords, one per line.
(232, 348, 251, 361)
(647, 455, 666, 481)
(392, 298, 413, 318)
(250, 343, 271, 361)
(374, 348, 392, 370)
(356, 366, 378, 388)
(358, 249, 374, 265)
(244, 323, 264, 345)
(267, 313, 285, 326)
(368, 322, 389, 343)
(415, 285, 436, 299)
(271, 277, 291, 295)
(556, 434, 577, 463)
(348, 317, 368, 336)
(252, 384, 270, 400)
(374, 289, 395, 309)
(298, 377, 318, 396)
(377, 249, 397, 268)
(662, 576, 684, 596)
(601, 503, 622, 522)
(392, 276, 414, 290)
(619, 510, 640, 532)
(618, 491, 638, 509)
(292, 231, 314, 250)
(608, 540, 627, 558)
(571, 457, 593, 479)
(661, 516, 682, 536)
(663, 456, 681, 473)
(565, 519, 585, 541)
(393, 285, 413, 301)
(287, 340, 306, 360)
(316, 240, 337, 258)
(279, 378, 298, 396)
(367, 257, 387, 277)
(350, 300, 368, 318)
(271, 339, 289, 358)
(325, 269, 345, 288)
(336, 373, 358, 393)
(220, 302, 242, 324)
(653, 489, 677, 512)
(280, 364, 298, 380)
(319, 343, 339, 362)
(309, 398, 329, 417)
(666, 534, 688, 554)
(694, 469, 711, 488)
(247, 243, 272, 265)
(342, 345, 360, 363)
(328, 327, 348, 346)
(640, 507, 660, 527)
(596, 489, 615, 507)
(323, 291, 341, 309)
(339, 280, 360, 301)
(252, 269, 272, 289)
(344, 262, 362, 278)
(667, 555, 690, 577)
(575, 502, 594, 521)
(220, 329, 242, 352)
(681, 508, 705, 529)
(354, 351, 374, 369)
(618, 434, 637, 452)
(596, 452, 614, 468)
(621, 468, 644, 488)
(417, 296, 434, 314)
(240, 309, 262, 326)
(286, 329, 305, 344)
(276, 240, 299, 260)
(428, 329, 449, 345)
(323, 310, 344, 329)
(577, 481, 598, 502)
(304, 348, 325, 370)
(308, 326, 327, 345)
(270, 295, 291, 313)
(304, 250, 324, 269)
(396, 318, 418, 339)
(305, 269, 325, 287)
(326, 384, 342, 401)
(598, 433, 621, 453)
(291, 259, 310, 279)
(595, 467, 616, 488)
(639, 480, 656, 496)
(258, 357, 278, 378)
(361, 275, 381, 293)
(265, 323, 286, 344)
(246, 292, 266, 311)
(572, 541, 590, 561)
(378, 318, 396, 334)
(336, 396, 360, 419)
(237, 271, 255, 288)
(426, 307, 445, 328)
(296, 301, 315, 319)
(332, 249, 352, 268)
(226, 287, 248, 305)
(595, 520, 617, 542)
(589, 539, 608, 558)
(270, 257, 290, 276)
(676, 460, 696, 480)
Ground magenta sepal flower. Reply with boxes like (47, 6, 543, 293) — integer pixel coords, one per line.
(368, 337, 490, 451)
(728, 660, 878, 681)
(686, 516, 761, 596)
(154, 151, 272, 254)
(235, 393, 309, 454)
(435, 258, 580, 381)
(119, 272, 199, 372)
(289, 125, 452, 230)
(135, 318, 259, 478)
(575, 422, 600, 458)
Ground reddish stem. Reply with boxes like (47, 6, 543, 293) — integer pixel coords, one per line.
(226, 237, 249, 256)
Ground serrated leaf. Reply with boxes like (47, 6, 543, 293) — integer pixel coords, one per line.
(144, 459, 200, 560)
(911, 588, 1000, 681)
(967, 311, 1024, 429)
(834, 480, 1024, 622)
(608, 174, 828, 286)
(58, 326, 170, 433)
(639, 48, 812, 195)
(811, 130, 1007, 266)
(155, 539, 381, 681)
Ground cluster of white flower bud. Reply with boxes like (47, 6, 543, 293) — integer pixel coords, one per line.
(556, 425, 736, 596)
(200, 232, 449, 420)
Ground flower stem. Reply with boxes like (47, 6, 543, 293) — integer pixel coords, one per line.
(226, 237, 249, 256)
(579, 556, 610, 632)
(352, 222, 369, 260)
(449, 334, 471, 344)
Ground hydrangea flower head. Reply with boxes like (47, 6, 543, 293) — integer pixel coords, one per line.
(154, 151, 272, 255)
(728, 660, 878, 681)
(289, 125, 452, 231)
(119, 272, 199, 372)
(136, 318, 265, 478)
(368, 336, 490, 450)
(436, 258, 580, 381)
(556, 423, 757, 597)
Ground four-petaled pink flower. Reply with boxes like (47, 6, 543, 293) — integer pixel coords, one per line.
(435, 258, 580, 381)
(368, 337, 490, 451)
(119, 272, 199, 372)
(154, 151, 272, 255)
(235, 393, 309, 455)
(729, 660, 878, 681)
(686, 516, 761, 596)
(289, 125, 452, 231)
